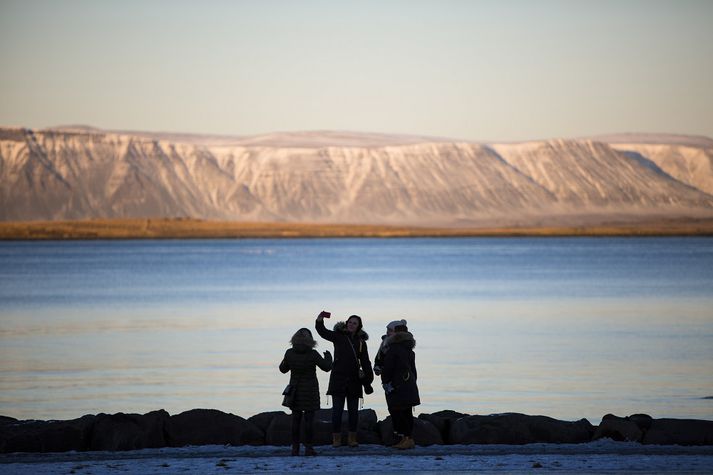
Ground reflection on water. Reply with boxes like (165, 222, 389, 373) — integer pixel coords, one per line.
(1, 238, 712, 423)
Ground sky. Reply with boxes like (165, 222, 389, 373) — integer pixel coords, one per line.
(1, 0, 712, 141)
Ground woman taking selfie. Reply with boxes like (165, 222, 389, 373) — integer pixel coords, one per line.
(315, 310, 373, 447)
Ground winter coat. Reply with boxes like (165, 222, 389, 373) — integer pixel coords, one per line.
(279, 343, 332, 411)
(315, 319, 374, 398)
(380, 331, 420, 409)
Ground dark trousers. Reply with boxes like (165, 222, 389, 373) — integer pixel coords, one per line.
(389, 406, 414, 437)
(331, 394, 359, 432)
(291, 410, 315, 444)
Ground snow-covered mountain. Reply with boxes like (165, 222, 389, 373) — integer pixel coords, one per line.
(1, 127, 712, 225)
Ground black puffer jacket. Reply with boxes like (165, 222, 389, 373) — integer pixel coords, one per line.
(315, 319, 374, 398)
(279, 344, 332, 411)
(380, 331, 420, 409)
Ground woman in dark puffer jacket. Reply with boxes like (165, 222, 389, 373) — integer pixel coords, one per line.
(380, 320, 420, 449)
(279, 328, 332, 456)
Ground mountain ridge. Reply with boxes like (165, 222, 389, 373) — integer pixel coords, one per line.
(2, 126, 712, 226)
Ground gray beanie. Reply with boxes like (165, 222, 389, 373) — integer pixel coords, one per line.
(387, 319, 407, 330)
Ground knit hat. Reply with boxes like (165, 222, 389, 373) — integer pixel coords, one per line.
(387, 319, 407, 331)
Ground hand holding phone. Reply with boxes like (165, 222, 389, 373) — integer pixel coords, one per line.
(318, 310, 331, 320)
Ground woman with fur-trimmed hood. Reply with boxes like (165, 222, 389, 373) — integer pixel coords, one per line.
(380, 319, 420, 450)
(315, 310, 374, 448)
(279, 328, 332, 456)
(373, 319, 407, 376)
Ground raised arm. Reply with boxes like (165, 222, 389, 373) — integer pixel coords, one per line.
(315, 312, 335, 342)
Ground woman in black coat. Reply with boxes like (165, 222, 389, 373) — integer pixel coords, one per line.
(279, 328, 332, 456)
(380, 321, 420, 450)
(315, 310, 374, 447)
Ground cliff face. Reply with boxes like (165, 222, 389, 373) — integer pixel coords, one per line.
(492, 140, 713, 208)
(1, 127, 712, 225)
(609, 143, 713, 196)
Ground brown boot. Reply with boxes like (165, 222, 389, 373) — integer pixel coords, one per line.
(348, 431, 359, 447)
(332, 432, 342, 447)
(393, 436, 415, 450)
(291, 443, 300, 456)
(304, 444, 317, 456)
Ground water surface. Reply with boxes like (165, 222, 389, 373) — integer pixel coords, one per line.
(1, 237, 712, 423)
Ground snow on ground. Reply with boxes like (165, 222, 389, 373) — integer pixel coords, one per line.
(1, 440, 712, 474)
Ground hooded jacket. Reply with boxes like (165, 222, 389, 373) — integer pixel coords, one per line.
(279, 335, 332, 411)
(380, 331, 420, 409)
(315, 318, 374, 398)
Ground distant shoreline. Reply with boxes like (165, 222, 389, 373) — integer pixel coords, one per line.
(2, 218, 713, 239)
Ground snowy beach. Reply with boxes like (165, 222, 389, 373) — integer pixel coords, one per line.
(2, 440, 713, 474)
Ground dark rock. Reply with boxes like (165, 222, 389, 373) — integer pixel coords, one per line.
(378, 416, 443, 446)
(353, 409, 381, 445)
(0, 416, 18, 426)
(418, 410, 469, 444)
(593, 414, 643, 442)
(629, 414, 653, 433)
(165, 409, 263, 447)
(450, 413, 594, 445)
(1, 415, 95, 453)
(265, 409, 379, 446)
(264, 413, 292, 446)
(263, 412, 322, 446)
(642, 418, 713, 445)
(247, 411, 285, 435)
(10, 408, 713, 451)
(88, 410, 168, 451)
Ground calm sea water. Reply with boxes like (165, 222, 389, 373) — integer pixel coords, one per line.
(1, 237, 712, 424)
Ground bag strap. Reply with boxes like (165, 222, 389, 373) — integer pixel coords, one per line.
(347, 335, 363, 371)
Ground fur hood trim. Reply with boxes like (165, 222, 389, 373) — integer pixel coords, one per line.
(386, 331, 415, 348)
(291, 334, 317, 349)
(333, 321, 369, 341)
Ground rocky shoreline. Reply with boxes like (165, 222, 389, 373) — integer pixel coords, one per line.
(2, 409, 712, 454)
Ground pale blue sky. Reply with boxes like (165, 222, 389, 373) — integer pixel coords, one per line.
(1, 0, 711, 141)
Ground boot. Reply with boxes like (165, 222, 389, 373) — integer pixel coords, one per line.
(332, 433, 342, 447)
(348, 431, 359, 447)
(304, 444, 317, 456)
(393, 436, 415, 450)
(291, 443, 300, 456)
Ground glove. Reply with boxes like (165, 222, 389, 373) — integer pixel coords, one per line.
(324, 350, 332, 362)
(373, 365, 382, 376)
(382, 382, 394, 395)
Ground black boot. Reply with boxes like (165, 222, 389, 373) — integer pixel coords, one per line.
(291, 443, 300, 456)
(304, 444, 317, 456)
